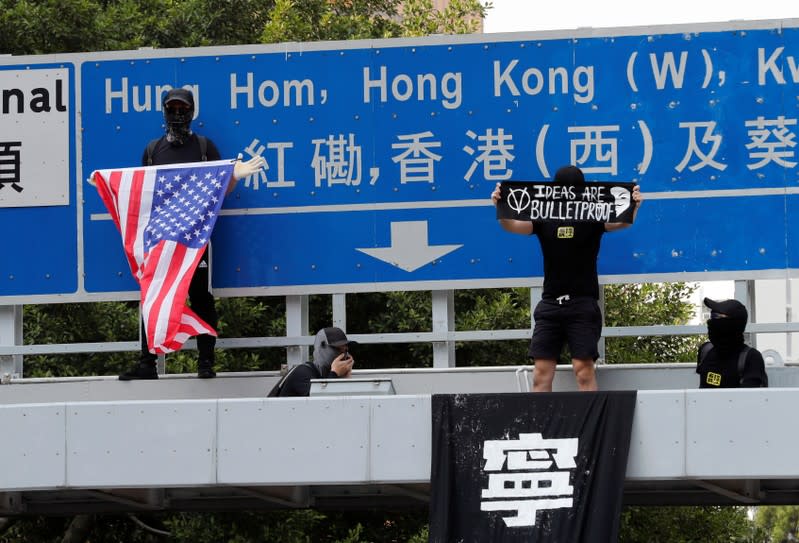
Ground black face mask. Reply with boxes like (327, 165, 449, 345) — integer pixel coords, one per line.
(707, 318, 745, 353)
(164, 105, 193, 146)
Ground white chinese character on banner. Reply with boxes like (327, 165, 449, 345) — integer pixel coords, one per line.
(241, 139, 296, 190)
(480, 433, 578, 528)
(311, 134, 363, 187)
(745, 115, 798, 170)
(675, 121, 727, 172)
(567, 125, 619, 175)
(463, 128, 514, 182)
(391, 131, 442, 184)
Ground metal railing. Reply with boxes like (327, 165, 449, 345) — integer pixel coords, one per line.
(1, 280, 796, 379)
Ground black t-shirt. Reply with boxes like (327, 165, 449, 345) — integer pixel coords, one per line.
(696, 343, 768, 388)
(533, 221, 605, 299)
(141, 134, 221, 166)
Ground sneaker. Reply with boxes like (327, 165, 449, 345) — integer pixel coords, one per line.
(119, 363, 158, 381)
(197, 359, 216, 379)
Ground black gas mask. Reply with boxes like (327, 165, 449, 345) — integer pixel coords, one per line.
(707, 317, 746, 353)
(704, 298, 747, 353)
(162, 88, 195, 146)
(164, 103, 193, 145)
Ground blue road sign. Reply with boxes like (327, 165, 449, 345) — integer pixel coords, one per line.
(0, 63, 77, 298)
(52, 22, 799, 296)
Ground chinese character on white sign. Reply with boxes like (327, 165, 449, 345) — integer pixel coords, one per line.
(568, 125, 620, 175)
(463, 128, 514, 182)
(676, 121, 728, 173)
(745, 115, 798, 170)
(391, 131, 442, 184)
(241, 138, 295, 190)
(311, 133, 363, 187)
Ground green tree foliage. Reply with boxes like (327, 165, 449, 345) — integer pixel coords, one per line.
(604, 282, 705, 364)
(340, 288, 530, 369)
(754, 506, 799, 542)
(261, 0, 403, 43)
(0, 0, 103, 55)
(167, 510, 428, 543)
(455, 287, 530, 366)
(23, 301, 139, 377)
(620, 506, 753, 543)
(0, 0, 278, 54)
(402, 0, 490, 36)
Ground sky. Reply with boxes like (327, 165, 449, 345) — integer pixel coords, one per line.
(481, 1, 799, 315)
(482, 0, 799, 34)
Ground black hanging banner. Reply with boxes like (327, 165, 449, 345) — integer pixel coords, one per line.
(495, 181, 636, 224)
(429, 392, 637, 543)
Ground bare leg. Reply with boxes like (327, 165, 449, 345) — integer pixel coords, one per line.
(532, 359, 557, 392)
(572, 358, 597, 391)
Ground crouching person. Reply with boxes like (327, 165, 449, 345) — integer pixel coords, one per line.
(269, 327, 356, 397)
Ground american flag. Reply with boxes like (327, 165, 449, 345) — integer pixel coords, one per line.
(92, 160, 234, 354)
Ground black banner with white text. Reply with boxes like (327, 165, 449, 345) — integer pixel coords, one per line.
(429, 392, 637, 543)
(496, 181, 636, 223)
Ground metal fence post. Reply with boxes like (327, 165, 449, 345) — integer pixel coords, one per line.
(332, 293, 347, 331)
(286, 295, 309, 367)
(432, 290, 455, 368)
(736, 279, 756, 348)
(0, 305, 23, 380)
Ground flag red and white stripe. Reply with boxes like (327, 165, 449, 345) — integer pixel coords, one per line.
(92, 160, 233, 354)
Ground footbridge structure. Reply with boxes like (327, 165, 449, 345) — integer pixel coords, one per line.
(2, 364, 799, 516)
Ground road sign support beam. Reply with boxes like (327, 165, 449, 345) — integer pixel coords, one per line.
(0, 305, 22, 380)
(736, 279, 756, 348)
(332, 294, 347, 331)
(432, 290, 455, 368)
(286, 295, 309, 367)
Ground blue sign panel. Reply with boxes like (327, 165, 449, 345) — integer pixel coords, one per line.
(79, 23, 799, 294)
(0, 63, 77, 297)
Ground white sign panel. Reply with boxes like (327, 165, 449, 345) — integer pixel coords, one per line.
(0, 67, 69, 208)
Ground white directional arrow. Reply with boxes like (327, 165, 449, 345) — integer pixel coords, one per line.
(356, 221, 463, 273)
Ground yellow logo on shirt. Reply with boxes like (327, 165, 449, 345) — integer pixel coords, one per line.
(557, 226, 574, 239)
(706, 372, 722, 386)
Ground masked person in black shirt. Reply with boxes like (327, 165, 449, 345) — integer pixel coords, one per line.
(697, 297, 768, 388)
(491, 165, 642, 392)
(119, 88, 264, 381)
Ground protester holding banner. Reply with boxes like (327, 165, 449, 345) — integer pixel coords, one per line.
(112, 88, 264, 380)
(491, 165, 642, 392)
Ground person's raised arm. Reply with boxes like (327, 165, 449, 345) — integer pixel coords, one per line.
(228, 154, 267, 195)
(491, 182, 534, 235)
(605, 184, 643, 232)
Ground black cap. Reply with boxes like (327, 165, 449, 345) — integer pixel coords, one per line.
(163, 88, 194, 108)
(323, 327, 358, 347)
(554, 165, 585, 185)
(704, 297, 748, 321)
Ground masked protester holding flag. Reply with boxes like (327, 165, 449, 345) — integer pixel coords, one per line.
(491, 165, 642, 392)
(697, 298, 768, 388)
(92, 88, 265, 381)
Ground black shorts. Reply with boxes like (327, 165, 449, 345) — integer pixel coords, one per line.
(528, 297, 602, 361)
